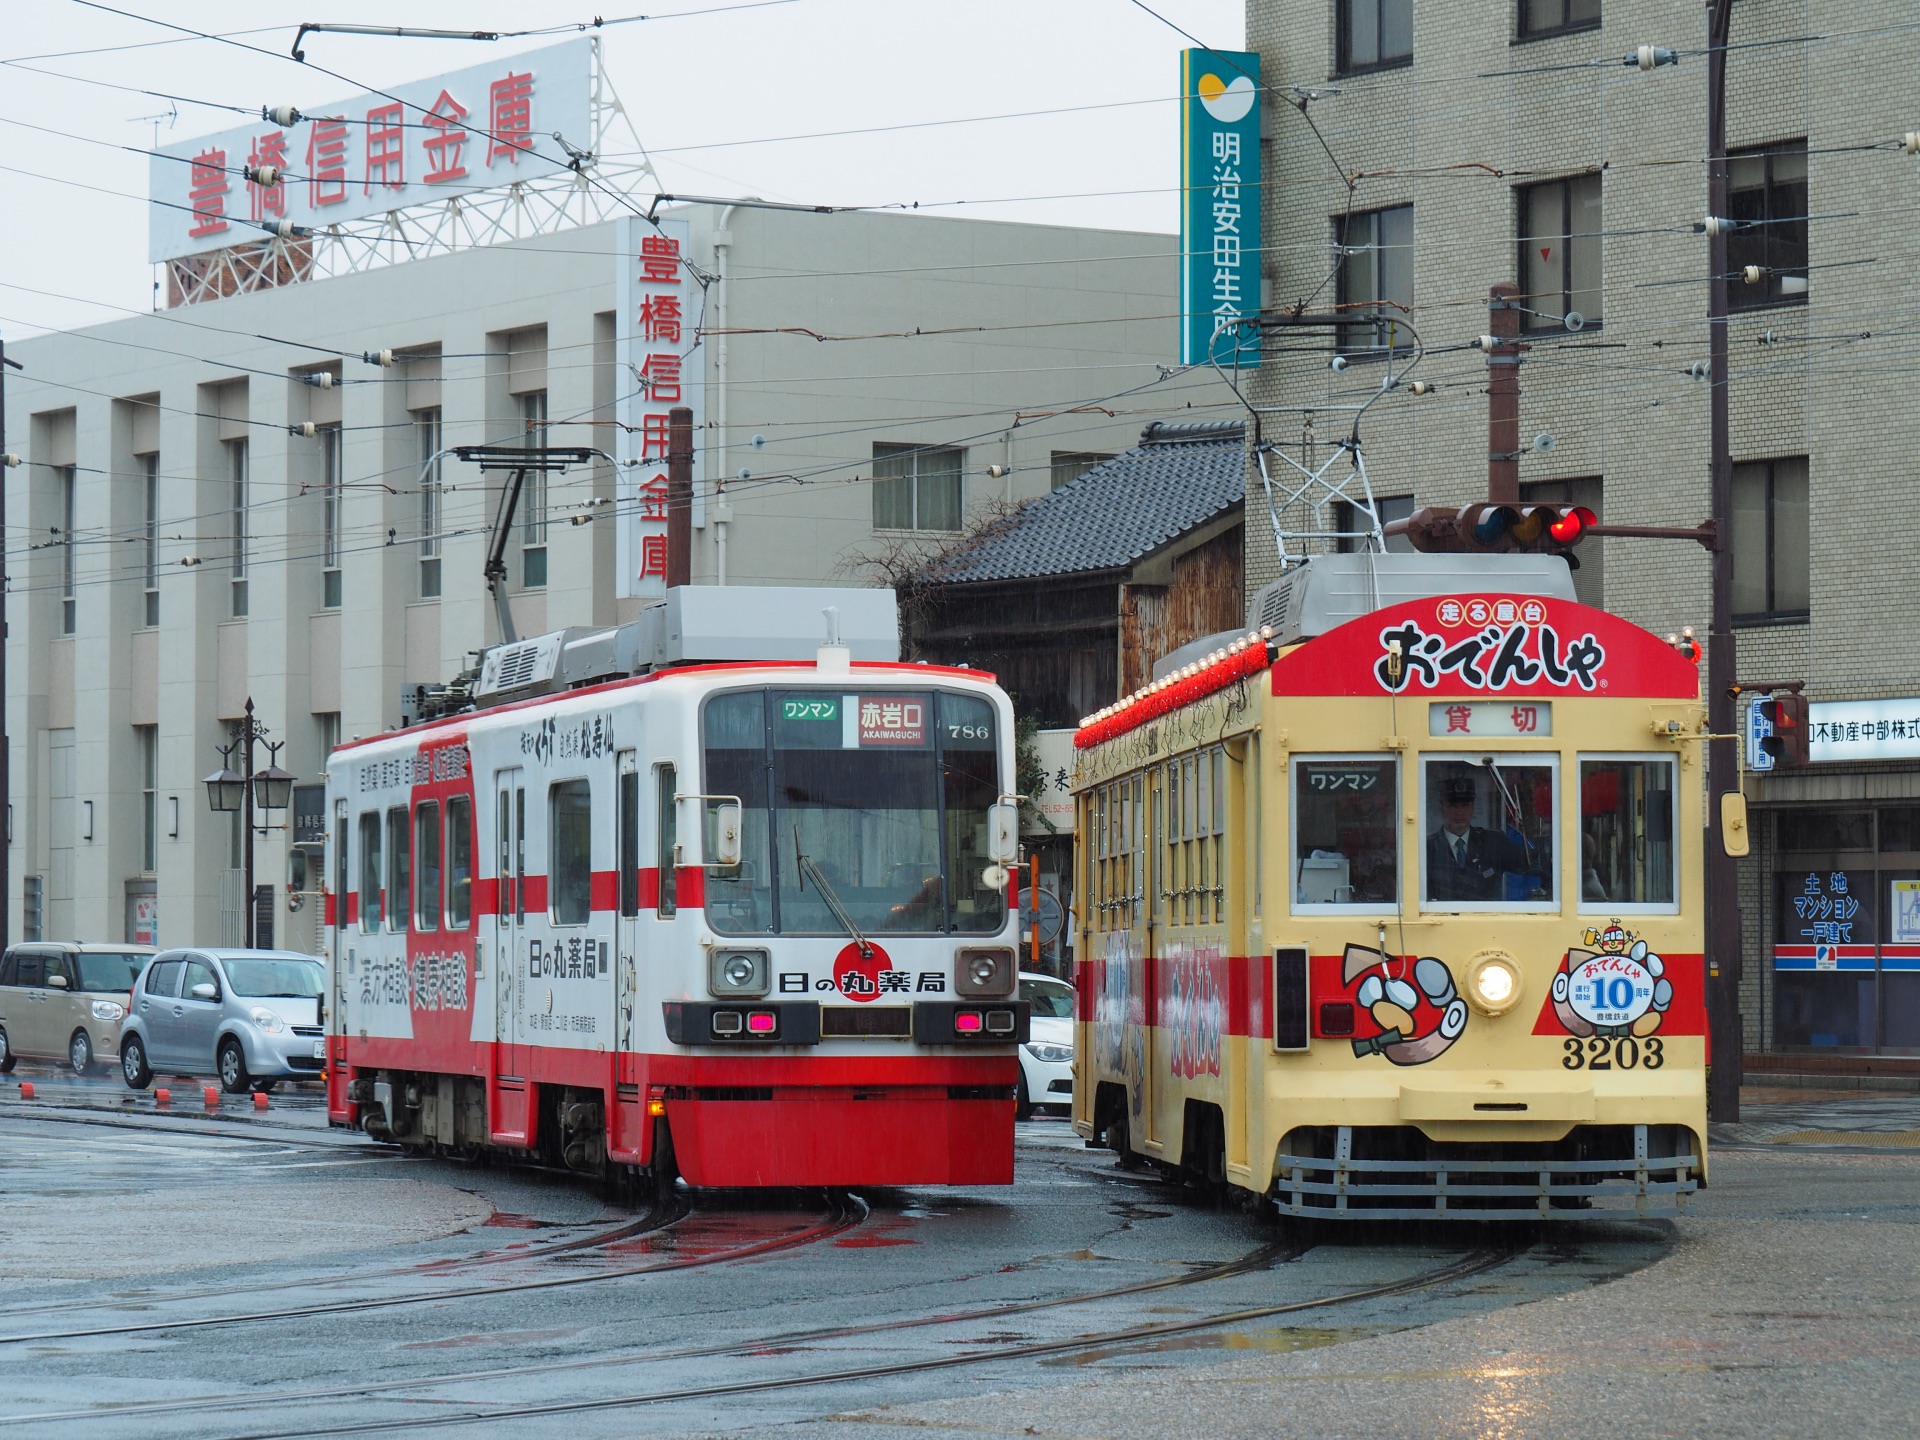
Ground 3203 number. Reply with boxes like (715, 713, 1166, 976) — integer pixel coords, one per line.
(1562, 1035, 1663, 1071)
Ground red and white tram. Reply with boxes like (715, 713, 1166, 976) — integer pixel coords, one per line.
(323, 587, 1029, 1188)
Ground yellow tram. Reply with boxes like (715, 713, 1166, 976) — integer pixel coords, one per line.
(1070, 554, 1708, 1218)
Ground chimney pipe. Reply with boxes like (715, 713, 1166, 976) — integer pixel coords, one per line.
(667, 405, 693, 589)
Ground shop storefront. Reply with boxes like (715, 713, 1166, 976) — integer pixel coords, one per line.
(1752, 697, 1920, 1056)
(1768, 807, 1920, 1053)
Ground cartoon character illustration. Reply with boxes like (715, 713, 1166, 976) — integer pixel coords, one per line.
(1551, 919, 1672, 1038)
(1342, 944, 1468, 1065)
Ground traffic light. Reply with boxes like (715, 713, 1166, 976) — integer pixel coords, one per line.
(1391, 503, 1598, 560)
(1757, 692, 1810, 767)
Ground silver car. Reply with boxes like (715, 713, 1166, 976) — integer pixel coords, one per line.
(121, 949, 327, 1094)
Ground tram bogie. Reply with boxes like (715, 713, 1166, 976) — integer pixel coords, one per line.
(1071, 554, 1710, 1219)
(323, 587, 1030, 1189)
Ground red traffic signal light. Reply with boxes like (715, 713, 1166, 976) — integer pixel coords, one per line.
(1390, 503, 1599, 558)
(1757, 691, 1810, 767)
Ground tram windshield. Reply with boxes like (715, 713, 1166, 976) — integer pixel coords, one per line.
(701, 689, 1007, 937)
(1422, 757, 1557, 908)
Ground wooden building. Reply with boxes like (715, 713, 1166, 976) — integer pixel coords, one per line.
(908, 422, 1246, 726)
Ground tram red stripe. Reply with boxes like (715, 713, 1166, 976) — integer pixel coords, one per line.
(676, 866, 705, 909)
(474, 878, 498, 914)
(522, 875, 548, 911)
(591, 870, 617, 912)
(638, 867, 660, 909)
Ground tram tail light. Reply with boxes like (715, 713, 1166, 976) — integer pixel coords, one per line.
(710, 1010, 744, 1037)
(985, 1008, 1017, 1036)
(747, 1011, 777, 1034)
(954, 1010, 984, 1034)
(1317, 1002, 1355, 1038)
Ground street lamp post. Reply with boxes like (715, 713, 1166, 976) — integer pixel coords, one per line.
(203, 696, 292, 949)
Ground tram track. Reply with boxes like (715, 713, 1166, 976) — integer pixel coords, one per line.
(0, 1192, 865, 1348)
(0, 1228, 1310, 1430)
(184, 1247, 1521, 1440)
(0, 1097, 357, 1150)
(0, 1201, 676, 1324)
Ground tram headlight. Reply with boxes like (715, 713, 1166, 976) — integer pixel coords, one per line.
(955, 946, 1014, 997)
(709, 947, 770, 998)
(1466, 953, 1523, 1017)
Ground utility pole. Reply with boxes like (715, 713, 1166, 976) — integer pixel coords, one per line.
(1704, 0, 1742, 1123)
(1485, 282, 1525, 504)
(0, 327, 18, 952)
(666, 405, 693, 589)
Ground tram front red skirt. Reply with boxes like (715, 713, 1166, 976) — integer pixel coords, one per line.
(666, 1085, 1015, 1188)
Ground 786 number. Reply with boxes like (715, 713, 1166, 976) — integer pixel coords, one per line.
(1562, 1035, 1663, 1071)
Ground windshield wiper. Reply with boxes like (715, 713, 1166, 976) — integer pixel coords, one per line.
(795, 829, 873, 959)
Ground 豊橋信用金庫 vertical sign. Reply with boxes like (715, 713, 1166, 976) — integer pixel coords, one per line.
(615, 215, 706, 599)
(1180, 48, 1261, 368)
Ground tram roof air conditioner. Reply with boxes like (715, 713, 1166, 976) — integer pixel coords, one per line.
(471, 585, 901, 706)
(1245, 553, 1577, 648)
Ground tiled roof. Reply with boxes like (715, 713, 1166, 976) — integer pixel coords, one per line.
(928, 421, 1246, 586)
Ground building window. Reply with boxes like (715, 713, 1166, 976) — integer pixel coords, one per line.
(59, 465, 76, 635)
(872, 443, 963, 532)
(316, 711, 341, 767)
(417, 408, 443, 598)
(1521, 476, 1604, 610)
(1050, 451, 1111, 491)
(1732, 456, 1809, 625)
(1519, 174, 1602, 330)
(141, 453, 159, 627)
(1335, 492, 1414, 553)
(1519, 0, 1600, 40)
(1729, 141, 1809, 309)
(520, 390, 548, 588)
(320, 425, 343, 608)
(1512, 175, 1605, 332)
(138, 724, 158, 873)
(1337, 0, 1412, 74)
(227, 438, 249, 618)
(1335, 205, 1414, 356)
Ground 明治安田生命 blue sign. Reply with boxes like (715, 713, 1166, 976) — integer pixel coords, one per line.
(1180, 48, 1261, 368)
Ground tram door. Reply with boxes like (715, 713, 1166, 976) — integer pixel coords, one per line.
(490, 768, 531, 1142)
(332, 799, 349, 1040)
(616, 752, 640, 1053)
(1142, 767, 1164, 1148)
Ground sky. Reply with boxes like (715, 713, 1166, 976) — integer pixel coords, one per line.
(0, 0, 1244, 340)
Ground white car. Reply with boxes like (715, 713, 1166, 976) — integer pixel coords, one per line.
(1017, 972, 1075, 1119)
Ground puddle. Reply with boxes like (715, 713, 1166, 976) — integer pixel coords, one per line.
(834, 1236, 916, 1248)
(481, 1212, 551, 1229)
(1042, 1325, 1388, 1367)
(1108, 1203, 1172, 1223)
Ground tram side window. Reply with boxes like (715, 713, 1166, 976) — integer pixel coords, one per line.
(358, 811, 382, 932)
(386, 807, 410, 933)
(550, 779, 592, 926)
(414, 801, 441, 932)
(619, 767, 640, 919)
(1578, 758, 1677, 907)
(657, 764, 678, 919)
(446, 795, 472, 929)
(1292, 758, 1398, 909)
(1422, 758, 1556, 908)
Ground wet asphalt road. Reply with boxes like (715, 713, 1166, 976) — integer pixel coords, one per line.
(6, 1068, 1908, 1439)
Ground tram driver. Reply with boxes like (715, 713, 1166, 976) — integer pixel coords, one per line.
(1426, 770, 1531, 903)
